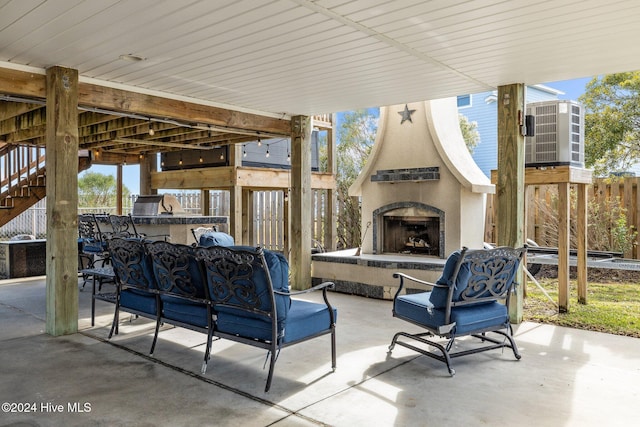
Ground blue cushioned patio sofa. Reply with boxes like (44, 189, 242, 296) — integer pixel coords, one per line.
(106, 235, 337, 392)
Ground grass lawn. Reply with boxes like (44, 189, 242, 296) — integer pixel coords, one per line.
(524, 276, 640, 338)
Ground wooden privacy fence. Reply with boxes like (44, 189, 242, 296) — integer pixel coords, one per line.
(0, 190, 330, 253)
(250, 189, 330, 252)
(485, 177, 640, 259)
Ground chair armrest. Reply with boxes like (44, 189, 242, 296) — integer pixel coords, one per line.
(275, 281, 337, 325)
(273, 281, 335, 296)
(140, 233, 171, 241)
(392, 272, 446, 301)
(393, 272, 443, 288)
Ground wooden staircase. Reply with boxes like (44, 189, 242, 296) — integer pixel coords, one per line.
(0, 144, 91, 228)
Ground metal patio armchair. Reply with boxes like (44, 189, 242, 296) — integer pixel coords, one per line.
(389, 245, 527, 375)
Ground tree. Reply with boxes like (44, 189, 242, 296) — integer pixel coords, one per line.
(334, 110, 378, 249)
(78, 171, 130, 208)
(580, 72, 640, 175)
(459, 113, 480, 153)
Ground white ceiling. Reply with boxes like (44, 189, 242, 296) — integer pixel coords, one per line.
(1, 0, 639, 117)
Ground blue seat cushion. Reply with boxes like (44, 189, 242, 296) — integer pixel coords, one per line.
(429, 251, 472, 308)
(395, 291, 508, 336)
(215, 310, 273, 341)
(205, 246, 295, 340)
(451, 302, 508, 335)
(81, 239, 107, 253)
(199, 232, 235, 247)
(120, 289, 157, 316)
(215, 299, 336, 343)
(161, 295, 208, 328)
(282, 300, 337, 343)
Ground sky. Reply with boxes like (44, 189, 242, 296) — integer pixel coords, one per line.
(544, 76, 592, 101)
(81, 77, 594, 195)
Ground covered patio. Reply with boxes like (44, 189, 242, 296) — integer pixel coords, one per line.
(2, 2, 640, 425)
(1, 275, 638, 426)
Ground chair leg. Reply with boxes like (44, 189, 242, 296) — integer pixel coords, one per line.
(108, 303, 120, 339)
(264, 346, 278, 392)
(493, 329, 522, 360)
(331, 326, 337, 372)
(150, 313, 161, 356)
(201, 327, 215, 374)
(388, 331, 456, 376)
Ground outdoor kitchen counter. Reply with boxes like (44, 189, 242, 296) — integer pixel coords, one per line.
(130, 215, 228, 245)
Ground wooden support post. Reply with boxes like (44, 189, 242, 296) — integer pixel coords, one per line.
(140, 153, 157, 195)
(229, 185, 243, 244)
(290, 115, 312, 290)
(228, 143, 243, 241)
(577, 183, 588, 304)
(201, 189, 210, 216)
(242, 189, 252, 244)
(558, 182, 571, 312)
(116, 164, 123, 214)
(325, 113, 337, 251)
(497, 84, 526, 323)
(45, 66, 79, 336)
(283, 189, 290, 258)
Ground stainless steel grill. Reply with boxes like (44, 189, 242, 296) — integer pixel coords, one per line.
(132, 195, 186, 216)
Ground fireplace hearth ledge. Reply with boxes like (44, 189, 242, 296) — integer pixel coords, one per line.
(311, 249, 446, 300)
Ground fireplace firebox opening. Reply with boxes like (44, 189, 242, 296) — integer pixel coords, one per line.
(383, 215, 440, 255)
(372, 202, 445, 258)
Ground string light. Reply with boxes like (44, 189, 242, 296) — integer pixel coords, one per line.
(219, 151, 225, 160)
(148, 119, 154, 136)
(179, 154, 183, 166)
(243, 144, 247, 157)
(139, 152, 144, 160)
(287, 151, 291, 162)
(199, 151, 203, 163)
(265, 145, 270, 158)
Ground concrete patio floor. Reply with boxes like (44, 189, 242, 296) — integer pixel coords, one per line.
(1, 276, 639, 427)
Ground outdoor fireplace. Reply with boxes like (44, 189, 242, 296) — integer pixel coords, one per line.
(312, 98, 494, 300)
(349, 99, 494, 258)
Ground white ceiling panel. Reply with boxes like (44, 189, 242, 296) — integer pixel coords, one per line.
(1, 0, 640, 116)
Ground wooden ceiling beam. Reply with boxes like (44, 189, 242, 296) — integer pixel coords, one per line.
(112, 138, 216, 150)
(0, 66, 290, 135)
(0, 101, 43, 121)
(0, 67, 46, 98)
(0, 108, 46, 136)
(151, 166, 335, 190)
(78, 111, 121, 127)
(4, 124, 46, 143)
(77, 82, 290, 136)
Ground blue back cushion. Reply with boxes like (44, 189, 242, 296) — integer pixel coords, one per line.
(203, 246, 290, 324)
(199, 232, 235, 247)
(428, 251, 471, 308)
(146, 241, 205, 299)
(231, 246, 291, 317)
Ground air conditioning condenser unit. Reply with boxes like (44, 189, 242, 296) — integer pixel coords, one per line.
(525, 100, 584, 168)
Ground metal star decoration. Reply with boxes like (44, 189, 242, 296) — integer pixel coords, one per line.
(398, 104, 415, 124)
